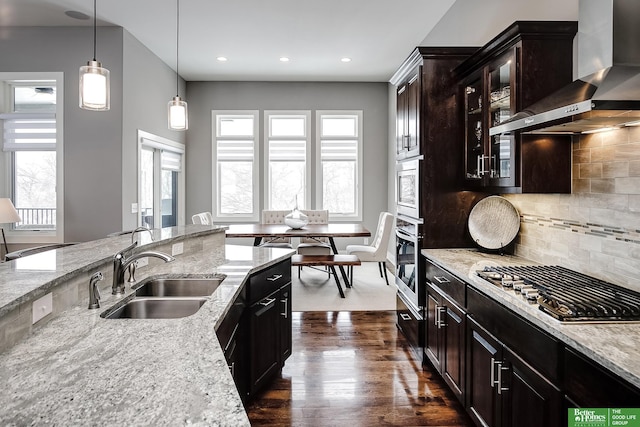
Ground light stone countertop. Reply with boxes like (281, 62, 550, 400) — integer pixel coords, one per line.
(422, 248, 640, 390)
(0, 225, 295, 426)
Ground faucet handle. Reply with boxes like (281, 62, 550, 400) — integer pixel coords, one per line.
(89, 271, 103, 309)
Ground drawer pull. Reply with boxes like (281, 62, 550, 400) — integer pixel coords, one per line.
(281, 298, 288, 318)
(260, 297, 276, 307)
(434, 275, 450, 284)
(400, 313, 411, 321)
(267, 274, 283, 282)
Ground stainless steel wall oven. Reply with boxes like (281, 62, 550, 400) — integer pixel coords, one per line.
(395, 215, 424, 311)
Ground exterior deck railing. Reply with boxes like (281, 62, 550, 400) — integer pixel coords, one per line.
(15, 207, 56, 229)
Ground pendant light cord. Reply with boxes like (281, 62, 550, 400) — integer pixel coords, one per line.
(93, 0, 97, 61)
(176, 0, 180, 97)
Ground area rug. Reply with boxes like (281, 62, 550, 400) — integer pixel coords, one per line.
(291, 261, 397, 311)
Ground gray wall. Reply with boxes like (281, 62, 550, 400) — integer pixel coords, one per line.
(0, 27, 124, 242)
(184, 81, 389, 245)
(0, 27, 185, 242)
(121, 31, 186, 232)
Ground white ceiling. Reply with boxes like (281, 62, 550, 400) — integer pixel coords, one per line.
(0, 0, 457, 82)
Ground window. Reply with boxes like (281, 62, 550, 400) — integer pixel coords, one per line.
(212, 111, 259, 222)
(0, 73, 64, 242)
(316, 111, 362, 219)
(137, 131, 185, 228)
(265, 111, 310, 210)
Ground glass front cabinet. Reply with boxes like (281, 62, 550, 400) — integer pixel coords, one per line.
(456, 21, 578, 193)
(463, 49, 517, 188)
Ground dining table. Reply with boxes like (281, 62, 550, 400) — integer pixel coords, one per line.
(225, 223, 371, 286)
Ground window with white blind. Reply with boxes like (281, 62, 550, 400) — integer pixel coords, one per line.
(212, 111, 259, 221)
(265, 111, 311, 210)
(316, 111, 362, 219)
(0, 74, 64, 240)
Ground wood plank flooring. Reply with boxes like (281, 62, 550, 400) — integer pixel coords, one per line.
(246, 311, 473, 426)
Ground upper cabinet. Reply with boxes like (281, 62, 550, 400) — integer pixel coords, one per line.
(396, 68, 421, 159)
(455, 21, 577, 193)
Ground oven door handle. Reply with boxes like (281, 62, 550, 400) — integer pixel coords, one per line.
(396, 229, 416, 240)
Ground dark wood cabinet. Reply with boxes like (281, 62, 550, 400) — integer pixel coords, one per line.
(396, 291, 423, 360)
(217, 257, 292, 403)
(216, 287, 248, 401)
(455, 21, 577, 193)
(563, 346, 640, 408)
(466, 316, 562, 427)
(425, 284, 466, 403)
(396, 67, 421, 159)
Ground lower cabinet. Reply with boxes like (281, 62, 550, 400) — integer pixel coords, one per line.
(425, 283, 466, 404)
(216, 258, 292, 403)
(396, 291, 424, 360)
(466, 316, 562, 427)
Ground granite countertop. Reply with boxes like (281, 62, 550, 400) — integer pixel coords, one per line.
(422, 248, 640, 390)
(0, 229, 295, 426)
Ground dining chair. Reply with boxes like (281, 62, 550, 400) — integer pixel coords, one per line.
(261, 210, 293, 248)
(296, 210, 331, 277)
(346, 211, 394, 285)
(192, 212, 213, 225)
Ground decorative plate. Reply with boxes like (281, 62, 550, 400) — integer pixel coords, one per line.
(468, 196, 520, 250)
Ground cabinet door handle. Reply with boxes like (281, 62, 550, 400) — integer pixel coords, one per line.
(437, 306, 447, 328)
(229, 361, 235, 377)
(260, 297, 276, 307)
(490, 357, 498, 389)
(434, 275, 450, 284)
(497, 363, 509, 395)
(267, 274, 283, 282)
(281, 298, 288, 318)
(400, 313, 411, 321)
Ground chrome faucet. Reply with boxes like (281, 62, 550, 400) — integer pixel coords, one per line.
(127, 227, 154, 283)
(112, 242, 175, 295)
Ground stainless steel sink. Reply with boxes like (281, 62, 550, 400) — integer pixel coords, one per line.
(134, 277, 223, 297)
(101, 297, 207, 319)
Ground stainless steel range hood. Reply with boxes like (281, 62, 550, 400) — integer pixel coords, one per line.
(490, 0, 640, 136)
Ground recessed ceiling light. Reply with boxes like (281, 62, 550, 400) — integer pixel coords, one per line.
(217, 57, 228, 62)
(65, 10, 90, 20)
(341, 57, 352, 63)
(279, 57, 290, 62)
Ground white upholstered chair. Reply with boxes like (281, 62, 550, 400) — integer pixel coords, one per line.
(192, 212, 213, 225)
(261, 210, 293, 248)
(346, 211, 394, 285)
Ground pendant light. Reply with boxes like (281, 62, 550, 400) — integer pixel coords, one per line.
(168, 0, 188, 130)
(79, 0, 110, 111)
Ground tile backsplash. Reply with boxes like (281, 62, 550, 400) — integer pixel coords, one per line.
(502, 127, 640, 292)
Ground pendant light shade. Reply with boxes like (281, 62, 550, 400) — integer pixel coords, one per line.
(168, 0, 188, 130)
(79, 0, 110, 111)
(168, 95, 188, 130)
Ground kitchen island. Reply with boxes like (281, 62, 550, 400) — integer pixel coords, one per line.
(0, 225, 294, 426)
(422, 248, 640, 391)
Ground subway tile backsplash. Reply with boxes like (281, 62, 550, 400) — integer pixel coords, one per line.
(502, 127, 640, 292)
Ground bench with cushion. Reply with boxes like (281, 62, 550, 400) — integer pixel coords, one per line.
(291, 254, 360, 298)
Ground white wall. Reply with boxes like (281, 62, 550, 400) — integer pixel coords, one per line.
(184, 81, 389, 248)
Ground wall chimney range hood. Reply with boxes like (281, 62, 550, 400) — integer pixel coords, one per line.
(490, 0, 640, 136)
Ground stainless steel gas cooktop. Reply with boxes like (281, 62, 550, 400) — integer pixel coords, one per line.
(476, 265, 640, 322)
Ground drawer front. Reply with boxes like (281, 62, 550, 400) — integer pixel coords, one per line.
(564, 346, 640, 407)
(216, 296, 245, 353)
(248, 258, 292, 305)
(467, 287, 560, 384)
(396, 292, 424, 356)
(424, 258, 466, 308)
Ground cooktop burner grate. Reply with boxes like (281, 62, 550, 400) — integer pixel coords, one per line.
(477, 265, 640, 322)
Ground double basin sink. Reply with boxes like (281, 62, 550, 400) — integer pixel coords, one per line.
(100, 277, 224, 320)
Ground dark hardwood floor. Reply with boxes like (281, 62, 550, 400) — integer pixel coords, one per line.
(246, 311, 473, 426)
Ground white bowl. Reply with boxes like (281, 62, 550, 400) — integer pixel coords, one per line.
(284, 216, 308, 229)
